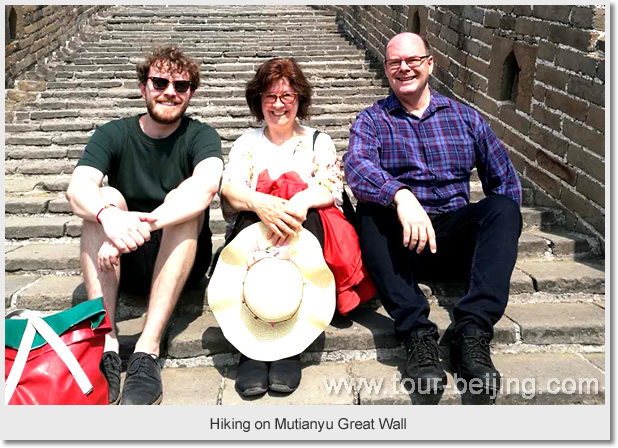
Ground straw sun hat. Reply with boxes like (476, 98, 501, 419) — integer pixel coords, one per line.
(208, 222, 335, 362)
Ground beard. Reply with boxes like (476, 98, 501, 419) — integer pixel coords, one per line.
(145, 95, 189, 124)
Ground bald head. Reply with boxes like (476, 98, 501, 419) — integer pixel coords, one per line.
(386, 33, 430, 59)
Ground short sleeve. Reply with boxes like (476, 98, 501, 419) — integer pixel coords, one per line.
(190, 123, 223, 169)
(76, 122, 119, 176)
(309, 131, 344, 207)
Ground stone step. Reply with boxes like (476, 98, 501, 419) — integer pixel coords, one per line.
(4, 214, 596, 263)
(12, 102, 375, 120)
(5, 207, 225, 239)
(163, 301, 604, 360)
(64, 51, 367, 62)
(51, 66, 378, 78)
(97, 6, 337, 16)
(5, 269, 606, 348)
(154, 352, 604, 405)
(4, 180, 535, 213)
(36, 87, 388, 100)
(5, 258, 605, 309)
(3, 198, 557, 229)
(76, 42, 363, 53)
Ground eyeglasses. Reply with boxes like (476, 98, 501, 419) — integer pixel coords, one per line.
(384, 55, 431, 71)
(148, 76, 195, 94)
(260, 92, 298, 105)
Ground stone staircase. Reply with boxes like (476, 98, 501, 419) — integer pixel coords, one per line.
(5, 5, 605, 405)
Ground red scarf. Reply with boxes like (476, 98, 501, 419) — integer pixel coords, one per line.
(256, 170, 376, 315)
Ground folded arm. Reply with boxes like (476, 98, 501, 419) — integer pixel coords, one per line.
(66, 166, 155, 253)
(148, 157, 224, 231)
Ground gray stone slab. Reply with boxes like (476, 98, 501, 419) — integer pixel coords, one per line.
(66, 218, 83, 237)
(5, 275, 40, 307)
(15, 275, 86, 310)
(510, 268, 535, 294)
(520, 207, 561, 230)
(5, 195, 53, 214)
(5, 243, 80, 272)
(517, 260, 605, 293)
(350, 359, 459, 405)
(583, 353, 605, 372)
(117, 315, 147, 360)
(5, 216, 74, 239)
(310, 306, 399, 353)
(48, 197, 73, 213)
(517, 232, 550, 258)
(505, 302, 605, 345)
(433, 267, 534, 298)
(493, 352, 604, 404)
(5, 176, 40, 193)
(431, 304, 516, 344)
(167, 312, 234, 358)
(222, 362, 353, 405)
(161, 367, 222, 405)
(531, 230, 594, 259)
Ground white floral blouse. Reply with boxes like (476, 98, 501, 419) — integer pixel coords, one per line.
(220, 126, 344, 234)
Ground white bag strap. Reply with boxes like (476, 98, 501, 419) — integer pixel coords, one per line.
(5, 315, 93, 405)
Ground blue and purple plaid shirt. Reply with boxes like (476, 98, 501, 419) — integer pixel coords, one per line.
(343, 90, 522, 216)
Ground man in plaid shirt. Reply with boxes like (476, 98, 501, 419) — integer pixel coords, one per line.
(344, 32, 522, 403)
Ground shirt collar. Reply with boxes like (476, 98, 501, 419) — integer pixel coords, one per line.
(386, 89, 450, 117)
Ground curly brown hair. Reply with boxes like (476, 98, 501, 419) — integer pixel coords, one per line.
(245, 58, 312, 122)
(136, 46, 200, 90)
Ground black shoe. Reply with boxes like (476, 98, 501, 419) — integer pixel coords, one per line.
(403, 326, 447, 392)
(451, 324, 501, 394)
(99, 351, 122, 405)
(119, 352, 162, 405)
(236, 355, 268, 397)
(269, 355, 301, 393)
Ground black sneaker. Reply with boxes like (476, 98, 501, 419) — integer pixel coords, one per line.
(236, 354, 268, 397)
(269, 355, 301, 393)
(119, 352, 162, 405)
(450, 324, 501, 395)
(100, 351, 122, 405)
(403, 326, 447, 393)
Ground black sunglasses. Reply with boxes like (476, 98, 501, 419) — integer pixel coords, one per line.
(148, 76, 195, 93)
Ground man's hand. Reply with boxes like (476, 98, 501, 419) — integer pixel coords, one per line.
(97, 239, 121, 272)
(99, 207, 157, 253)
(253, 193, 303, 244)
(394, 189, 437, 254)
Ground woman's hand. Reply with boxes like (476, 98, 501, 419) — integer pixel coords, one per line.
(253, 193, 303, 244)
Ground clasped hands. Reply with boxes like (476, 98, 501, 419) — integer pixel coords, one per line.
(254, 194, 308, 247)
(97, 207, 157, 272)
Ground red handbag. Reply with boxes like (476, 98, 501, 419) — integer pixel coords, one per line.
(5, 297, 111, 405)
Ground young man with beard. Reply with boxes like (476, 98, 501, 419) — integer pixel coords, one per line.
(67, 46, 223, 405)
(344, 33, 522, 403)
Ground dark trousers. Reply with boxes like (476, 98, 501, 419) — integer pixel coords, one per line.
(226, 210, 324, 250)
(356, 195, 522, 339)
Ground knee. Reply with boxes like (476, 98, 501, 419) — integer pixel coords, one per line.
(482, 195, 522, 229)
(100, 187, 128, 211)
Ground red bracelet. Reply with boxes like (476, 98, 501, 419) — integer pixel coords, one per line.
(96, 204, 116, 224)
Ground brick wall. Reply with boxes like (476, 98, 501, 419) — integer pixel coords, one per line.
(5, 5, 103, 88)
(326, 5, 605, 245)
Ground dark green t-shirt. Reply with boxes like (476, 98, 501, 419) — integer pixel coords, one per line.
(77, 114, 223, 212)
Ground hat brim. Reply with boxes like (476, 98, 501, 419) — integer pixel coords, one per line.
(208, 222, 335, 361)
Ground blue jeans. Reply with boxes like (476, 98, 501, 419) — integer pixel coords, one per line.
(356, 195, 522, 339)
